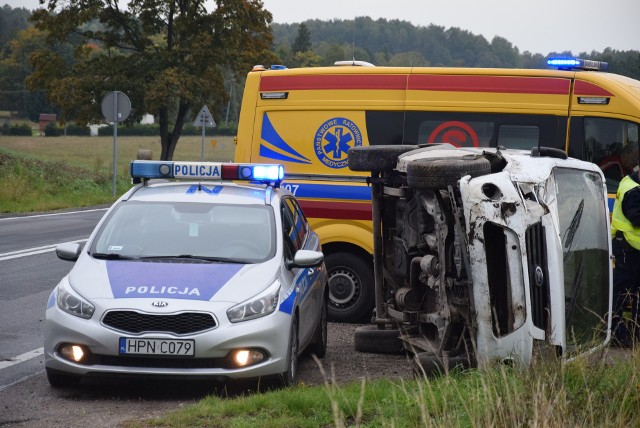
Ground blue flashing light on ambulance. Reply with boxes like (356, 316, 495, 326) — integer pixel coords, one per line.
(234, 55, 640, 322)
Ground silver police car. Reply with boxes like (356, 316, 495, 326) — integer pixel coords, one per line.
(45, 161, 328, 387)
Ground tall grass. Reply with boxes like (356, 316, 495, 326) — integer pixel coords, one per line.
(126, 349, 639, 427)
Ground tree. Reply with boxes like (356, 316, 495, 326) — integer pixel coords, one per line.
(0, 26, 66, 120)
(28, 0, 276, 160)
(292, 22, 311, 54)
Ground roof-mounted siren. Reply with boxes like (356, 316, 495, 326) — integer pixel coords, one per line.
(334, 60, 375, 67)
(547, 57, 609, 71)
(130, 161, 284, 186)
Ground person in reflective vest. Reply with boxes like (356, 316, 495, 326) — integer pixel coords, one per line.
(610, 141, 640, 348)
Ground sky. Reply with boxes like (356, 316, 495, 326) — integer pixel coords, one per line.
(4, 0, 639, 55)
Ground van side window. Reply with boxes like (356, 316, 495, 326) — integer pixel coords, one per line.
(581, 117, 639, 192)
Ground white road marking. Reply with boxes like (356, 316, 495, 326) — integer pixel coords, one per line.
(0, 208, 107, 221)
(0, 370, 45, 392)
(0, 239, 87, 261)
(0, 348, 44, 370)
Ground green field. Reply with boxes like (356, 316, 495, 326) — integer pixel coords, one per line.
(0, 135, 236, 213)
(0, 134, 236, 172)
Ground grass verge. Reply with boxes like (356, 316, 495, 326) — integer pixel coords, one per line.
(0, 135, 236, 213)
(125, 350, 639, 428)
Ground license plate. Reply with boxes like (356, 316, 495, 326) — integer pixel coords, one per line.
(119, 337, 195, 356)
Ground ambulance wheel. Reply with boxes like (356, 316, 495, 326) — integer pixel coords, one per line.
(326, 252, 374, 322)
(46, 369, 81, 388)
(354, 325, 404, 354)
(406, 156, 491, 189)
(280, 314, 299, 387)
(348, 145, 419, 172)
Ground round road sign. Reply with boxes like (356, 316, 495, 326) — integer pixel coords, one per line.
(101, 91, 131, 123)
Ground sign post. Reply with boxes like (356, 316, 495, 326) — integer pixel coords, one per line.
(192, 105, 216, 161)
(101, 91, 131, 197)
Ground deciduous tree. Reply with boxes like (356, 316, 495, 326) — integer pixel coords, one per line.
(28, 0, 276, 160)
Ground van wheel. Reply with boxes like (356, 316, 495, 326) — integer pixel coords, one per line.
(354, 325, 404, 354)
(406, 156, 491, 189)
(348, 145, 419, 172)
(326, 252, 374, 322)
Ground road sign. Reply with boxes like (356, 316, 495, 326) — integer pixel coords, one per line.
(101, 91, 131, 123)
(193, 105, 216, 128)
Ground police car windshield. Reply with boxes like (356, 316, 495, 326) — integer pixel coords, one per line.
(91, 201, 276, 263)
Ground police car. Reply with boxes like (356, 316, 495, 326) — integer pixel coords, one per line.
(44, 161, 328, 387)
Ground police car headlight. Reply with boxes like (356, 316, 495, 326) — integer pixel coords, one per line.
(227, 280, 280, 323)
(56, 280, 95, 319)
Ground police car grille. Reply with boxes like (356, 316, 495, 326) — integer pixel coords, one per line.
(102, 311, 216, 334)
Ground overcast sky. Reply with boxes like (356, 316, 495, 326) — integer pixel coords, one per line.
(4, 0, 639, 55)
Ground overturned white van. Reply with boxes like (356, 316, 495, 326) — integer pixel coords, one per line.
(348, 144, 612, 371)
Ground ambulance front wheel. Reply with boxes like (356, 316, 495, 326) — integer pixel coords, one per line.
(326, 252, 374, 323)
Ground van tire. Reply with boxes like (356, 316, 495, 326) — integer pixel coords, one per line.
(354, 325, 404, 354)
(326, 252, 374, 322)
(406, 156, 490, 189)
(348, 145, 419, 172)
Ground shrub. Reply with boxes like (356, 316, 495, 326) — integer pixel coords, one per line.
(43, 122, 63, 136)
(0, 122, 33, 136)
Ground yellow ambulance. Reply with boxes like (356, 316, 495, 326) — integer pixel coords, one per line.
(234, 57, 640, 322)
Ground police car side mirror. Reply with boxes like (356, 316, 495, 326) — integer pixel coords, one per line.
(286, 250, 324, 270)
(56, 242, 82, 262)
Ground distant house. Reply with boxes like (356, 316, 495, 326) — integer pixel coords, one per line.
(39, 113, 57, 135)
(0, 111, 17, 125)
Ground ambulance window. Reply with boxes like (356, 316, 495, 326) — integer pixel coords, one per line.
(417, 120, 494, 147)
(582, 117, 640, 192)
(402, 112, 562, 149)
(497, 125, 540, 150)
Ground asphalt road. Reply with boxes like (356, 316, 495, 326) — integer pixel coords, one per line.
(0, 209, 107, 390)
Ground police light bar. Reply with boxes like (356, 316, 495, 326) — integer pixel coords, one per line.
(547, 57, 608, 71)
(130, 161, 284, 184)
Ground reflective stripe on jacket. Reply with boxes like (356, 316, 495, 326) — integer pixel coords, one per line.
(611, 175, 640, 250)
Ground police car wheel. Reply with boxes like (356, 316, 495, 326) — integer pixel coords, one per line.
(309, 290, 328, 358)
(354, 325, 405, 354)
(281, 314, 299, 387)
(46, 369, 81, 388)
(326, 252, 374, 323)
(406, 156, 491, 189)
(348, 145, 419, 172)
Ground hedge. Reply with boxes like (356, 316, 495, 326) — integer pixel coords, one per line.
(97, 122, 238, 137)
(0, 123, 33, 136)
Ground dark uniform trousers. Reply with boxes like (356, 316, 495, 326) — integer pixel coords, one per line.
(612, 235, 640, 346)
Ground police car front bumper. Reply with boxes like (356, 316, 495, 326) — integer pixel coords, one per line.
(44, 299, 292, 380)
